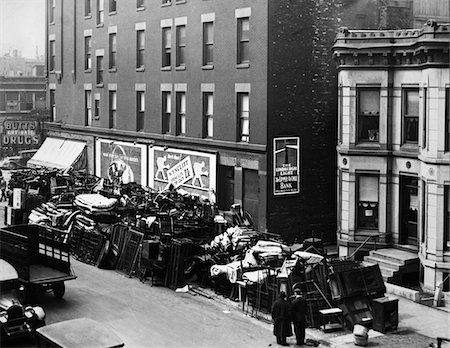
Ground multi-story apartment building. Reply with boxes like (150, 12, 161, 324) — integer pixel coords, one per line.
(332, 21, 450, 291)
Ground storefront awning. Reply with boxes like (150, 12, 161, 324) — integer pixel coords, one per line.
(28, 137, 86, 170)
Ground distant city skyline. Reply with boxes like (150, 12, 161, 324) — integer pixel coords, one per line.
(0, 0, 45, 59)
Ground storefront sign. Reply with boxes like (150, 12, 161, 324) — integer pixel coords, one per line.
(273, 137, 300, 195)
(149, 147, 216, 196)
(1, 119, 41, 147)
(95, 139, 147, 186)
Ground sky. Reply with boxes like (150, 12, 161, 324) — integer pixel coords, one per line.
(0, 0, 45, 59)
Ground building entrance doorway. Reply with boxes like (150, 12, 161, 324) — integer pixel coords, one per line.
(399, 176, 418, 247)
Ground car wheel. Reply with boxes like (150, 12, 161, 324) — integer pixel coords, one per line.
(53, 282, 65, 298)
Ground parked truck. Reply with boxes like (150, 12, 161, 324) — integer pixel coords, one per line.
(0, 224, 76, 301)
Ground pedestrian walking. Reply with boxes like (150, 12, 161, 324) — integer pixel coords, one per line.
(291, 288, 307, 346)
(0, 177, 7, 202)
(271, 291, 292, 346)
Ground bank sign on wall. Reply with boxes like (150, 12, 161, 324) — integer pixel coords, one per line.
(273, 137, 300, 195)
(95, 139, 148, 186)
(1, 119, 41, 148)
(149, 147, 216, 196)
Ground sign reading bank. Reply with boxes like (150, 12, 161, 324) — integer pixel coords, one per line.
(273, 137, 300, 196)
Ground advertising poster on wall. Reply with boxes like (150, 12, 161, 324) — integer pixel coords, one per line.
(149, 147, 216, 197)
(95, 139, 147, 186)
(273, 137, 300, 196)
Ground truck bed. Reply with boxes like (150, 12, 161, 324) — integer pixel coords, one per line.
(28, 264, 76, 284)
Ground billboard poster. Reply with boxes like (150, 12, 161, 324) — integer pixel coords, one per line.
(149, 147, 216, 196)
(273, 137, 300, 196)
(1, 119, 41, 148)
(95, 139, 147, 186)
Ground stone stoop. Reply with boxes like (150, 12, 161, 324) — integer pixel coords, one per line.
(363, 248, 419, 283)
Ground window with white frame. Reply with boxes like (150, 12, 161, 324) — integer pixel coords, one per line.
(237, 17, 249, 64)
(49, 40, 56, 71)
(203, 22, 214, 66)
(109, 91, 117, 129)
(176, 25, 186, 67)
(97, 0, 104, 25)
(357, 175, 379, 230)
(357, 88, 380, 143)
(203, 92, 213, 138)
(176, 92, 186, 135)
(237, 93, 249, 142)
(136, 30, 145, 69)
(403, 88, 419, 144)
(162, 27, 171, 68)
(162, 92, 171, 134)
(85, 90, 92, 125)
(109, 33, 117, 69)
(85, 36, 92, 70)
(96, 55, 104, 85)
(94, 94, 100, 120)
(137, 91, 145, 131)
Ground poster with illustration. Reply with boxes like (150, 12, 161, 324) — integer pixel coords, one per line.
(95, 139, 147, 186)
(149, 147, 216, 196)
(273, 137, 300, 195)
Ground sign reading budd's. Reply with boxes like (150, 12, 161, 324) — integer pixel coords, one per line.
(149, 147, 216, 196)
(273, 137, 300, 195)
(1, 119, 41, 148)
(95, 139, 148, 186)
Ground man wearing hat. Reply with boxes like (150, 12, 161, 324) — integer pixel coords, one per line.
(291, 288, 307, 346)
(271, 291, 292, 346)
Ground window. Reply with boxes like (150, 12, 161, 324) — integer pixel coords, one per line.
(176, 92, 186, 135)
(22, 92, 33, 110)
(109, 91, 117, 129)
(97, 0, 104, 25)
(84, 36, 92, 70)
(422, 87, 427, 149)
(237, 17, 249, 64)
(445, 87, 449, 152)
(203, 92, 213, 138)
(50, 90, 56, 122)
(445, 185, 450, 251)
(136, 30, 145, 69)
(5, 92, 19, 111)
(357, 175, 379, 230)
(203, 22, 213, 66)
(85, 0, 92, 16)
(49, 40, 56, 71)
(137, 0, 144, 8)
(176, 25, 186, 68)
(49, 0, 56, 23)
(109, 0, 116, 12)
(109, 33, 117, 69)
(96, 56, 104, 85)
(237, 93, 249, 142)
(421, 179, 427, 242)
(162, 27, 171, 68)
(357, 88, 380, 143)
(162, 92, 171, 134)
(94, 95, 100, 120)
(162, 0, 171, 5)
(403, 89, 419, 144)
(85, 90, 92, 125)
(137, 91, 145, 132)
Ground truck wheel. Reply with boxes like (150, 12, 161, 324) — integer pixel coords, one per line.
(53, 283, 65, 299)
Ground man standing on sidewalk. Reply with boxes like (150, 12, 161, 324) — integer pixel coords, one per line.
(291, 289, 307, 346)
(272, 291, 292, 346)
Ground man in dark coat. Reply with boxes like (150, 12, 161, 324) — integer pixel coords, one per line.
(271, 291, 292, 346)
(291, 288, 307, 346)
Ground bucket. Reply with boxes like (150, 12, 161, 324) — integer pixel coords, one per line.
(353, 324, 368, 346)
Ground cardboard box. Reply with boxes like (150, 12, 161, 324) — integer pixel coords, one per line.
(12, 188, 26, 209)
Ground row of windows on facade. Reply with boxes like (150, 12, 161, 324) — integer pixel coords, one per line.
(345, 87, 450, 151)
(0, 91, 46, 112)
(49, 0, 188, 25)
(48, 89, 250, 142)
(352, 175, 450, 250)
(48, 17, 249, 73)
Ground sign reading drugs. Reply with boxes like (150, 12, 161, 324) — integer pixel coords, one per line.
(273, 137, 300, 195)
(149, 147, 216, 196)
(1, 119, 41, 148)
(166, 156, 194, 188)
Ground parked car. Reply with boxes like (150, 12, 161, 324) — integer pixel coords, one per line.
(0, 150, 38, 170)
(0, 259, 46, 341)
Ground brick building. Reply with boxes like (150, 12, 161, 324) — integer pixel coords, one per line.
(332, 21, 450, 291)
